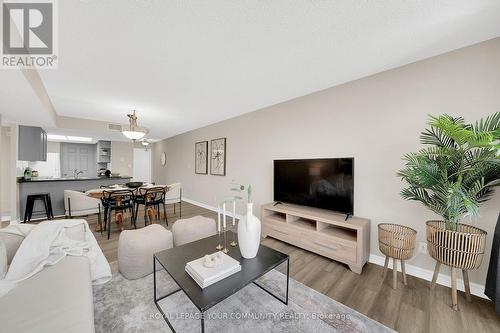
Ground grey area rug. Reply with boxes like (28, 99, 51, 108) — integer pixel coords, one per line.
(93, 265, 393, 333)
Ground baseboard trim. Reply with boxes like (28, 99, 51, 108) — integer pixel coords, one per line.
(183, 197, 488, 300)
(1, 215, 11, 222)
(368, 254, 487, 299)
(183, 197, 244, 220)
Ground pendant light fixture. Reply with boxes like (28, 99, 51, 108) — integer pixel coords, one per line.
(122, 110, 148, 140)
(141, 138, 150, 150)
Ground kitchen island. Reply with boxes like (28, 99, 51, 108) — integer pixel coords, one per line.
(18, 176, 132, 219)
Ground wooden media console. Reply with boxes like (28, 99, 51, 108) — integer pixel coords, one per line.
(261, 202, 370, 274)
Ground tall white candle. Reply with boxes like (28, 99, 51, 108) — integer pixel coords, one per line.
(217, 206, 221, 232)
(223, 202, 226, 229)
(232, 200, 236, 226)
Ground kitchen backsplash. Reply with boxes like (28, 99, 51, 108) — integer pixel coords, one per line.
(16, 152, 61, 178)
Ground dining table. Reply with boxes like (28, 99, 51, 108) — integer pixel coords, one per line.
(86, 184, 168, 233)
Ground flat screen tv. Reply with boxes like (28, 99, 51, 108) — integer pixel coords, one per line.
(273, 158, 354, 214)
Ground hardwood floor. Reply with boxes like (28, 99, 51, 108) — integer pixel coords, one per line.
(6, 201, 500, 332)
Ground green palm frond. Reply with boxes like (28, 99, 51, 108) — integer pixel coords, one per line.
(469, 132, 495, 147)
(399, 113, 500, 230)
(473, 112, 500, 133)
(429, 115, 473, 145)
(420, 128, 456, 148)
(417, 146, 457, 158)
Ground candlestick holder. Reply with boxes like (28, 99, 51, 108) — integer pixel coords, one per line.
(222, 227, 229, 253)
(230, 224, 237, 247)
(216, 230, 223, 250)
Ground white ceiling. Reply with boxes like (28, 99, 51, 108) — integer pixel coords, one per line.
(2, 1, 500, 140)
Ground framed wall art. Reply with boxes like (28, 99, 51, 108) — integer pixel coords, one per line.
(195, 141, 208, 174)
(210, 137, 226, 176)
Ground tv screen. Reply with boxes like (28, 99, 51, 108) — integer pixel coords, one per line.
(273, 158, 354, 214)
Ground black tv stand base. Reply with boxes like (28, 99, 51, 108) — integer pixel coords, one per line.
(345, 213, 352, 221)
(273, 201, 282, 206)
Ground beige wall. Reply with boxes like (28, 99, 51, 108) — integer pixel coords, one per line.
(110, 141, 134, 177)
(47, 141, 60, 154)
(152, 38, 500, 285)
(152, 141, 168, 185)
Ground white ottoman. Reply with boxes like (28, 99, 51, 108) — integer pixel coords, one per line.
(118, 224, 173, 280)
(172, 216, 217, 246)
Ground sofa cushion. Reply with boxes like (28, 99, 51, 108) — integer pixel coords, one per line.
(0, 256, 95, 333)
(0, 232, 24, 265)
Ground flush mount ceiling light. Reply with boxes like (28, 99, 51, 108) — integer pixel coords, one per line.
(67, 136, 93, 142)
(122, 110, 148, 141)
(47, 134, 93, 142)
(47, 134, 67, 141)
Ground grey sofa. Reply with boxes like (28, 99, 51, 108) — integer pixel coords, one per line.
(0, 256, 95, 333)
(0, 227, 95, 333)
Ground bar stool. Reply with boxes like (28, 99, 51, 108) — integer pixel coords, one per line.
(23, 193, 54, 222)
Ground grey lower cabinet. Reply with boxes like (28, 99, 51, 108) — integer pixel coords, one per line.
(18, 125, 47, 161)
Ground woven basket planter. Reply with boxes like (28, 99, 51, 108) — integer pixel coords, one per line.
(378, 223, 417, 260)
(378, 223, 417, 289)
(426, 220, 487, 311)
(426, 220, 486, 270)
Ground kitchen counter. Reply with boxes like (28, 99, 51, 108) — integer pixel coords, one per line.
(18, 176, 133, 219)
(17, 176, 132, 183)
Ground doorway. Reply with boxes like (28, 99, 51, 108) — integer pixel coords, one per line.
(61, 143, 96, 177)
(133, 148, 152, 183)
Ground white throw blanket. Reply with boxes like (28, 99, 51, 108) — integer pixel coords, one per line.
(0, 223, 36, 237)
(0, 219, 111, 297)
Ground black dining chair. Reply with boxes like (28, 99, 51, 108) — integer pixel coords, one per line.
(134, 186, 168, 226)
(102, 189, 136, 240)
(100, 185, 134, 217)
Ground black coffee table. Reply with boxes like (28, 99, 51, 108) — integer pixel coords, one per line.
(153, 231, 289, 333)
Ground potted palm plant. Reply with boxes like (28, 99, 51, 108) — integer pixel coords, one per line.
(398, 113, 500, 310)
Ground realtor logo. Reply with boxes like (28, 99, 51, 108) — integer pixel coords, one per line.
(1, 0, 58, 68)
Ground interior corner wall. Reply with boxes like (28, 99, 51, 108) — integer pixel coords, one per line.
(0, 121, 3, 218)
(0, 125, 11, 219)
(6, 124, 20, 221)
(152, 38, 500, 286)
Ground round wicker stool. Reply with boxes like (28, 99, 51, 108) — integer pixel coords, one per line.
(378, 223, 417, 289)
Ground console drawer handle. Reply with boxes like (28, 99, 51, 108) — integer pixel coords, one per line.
(313, 241, 340, 251)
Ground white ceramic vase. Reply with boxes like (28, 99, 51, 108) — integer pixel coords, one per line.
(237, 203, 261, 259)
